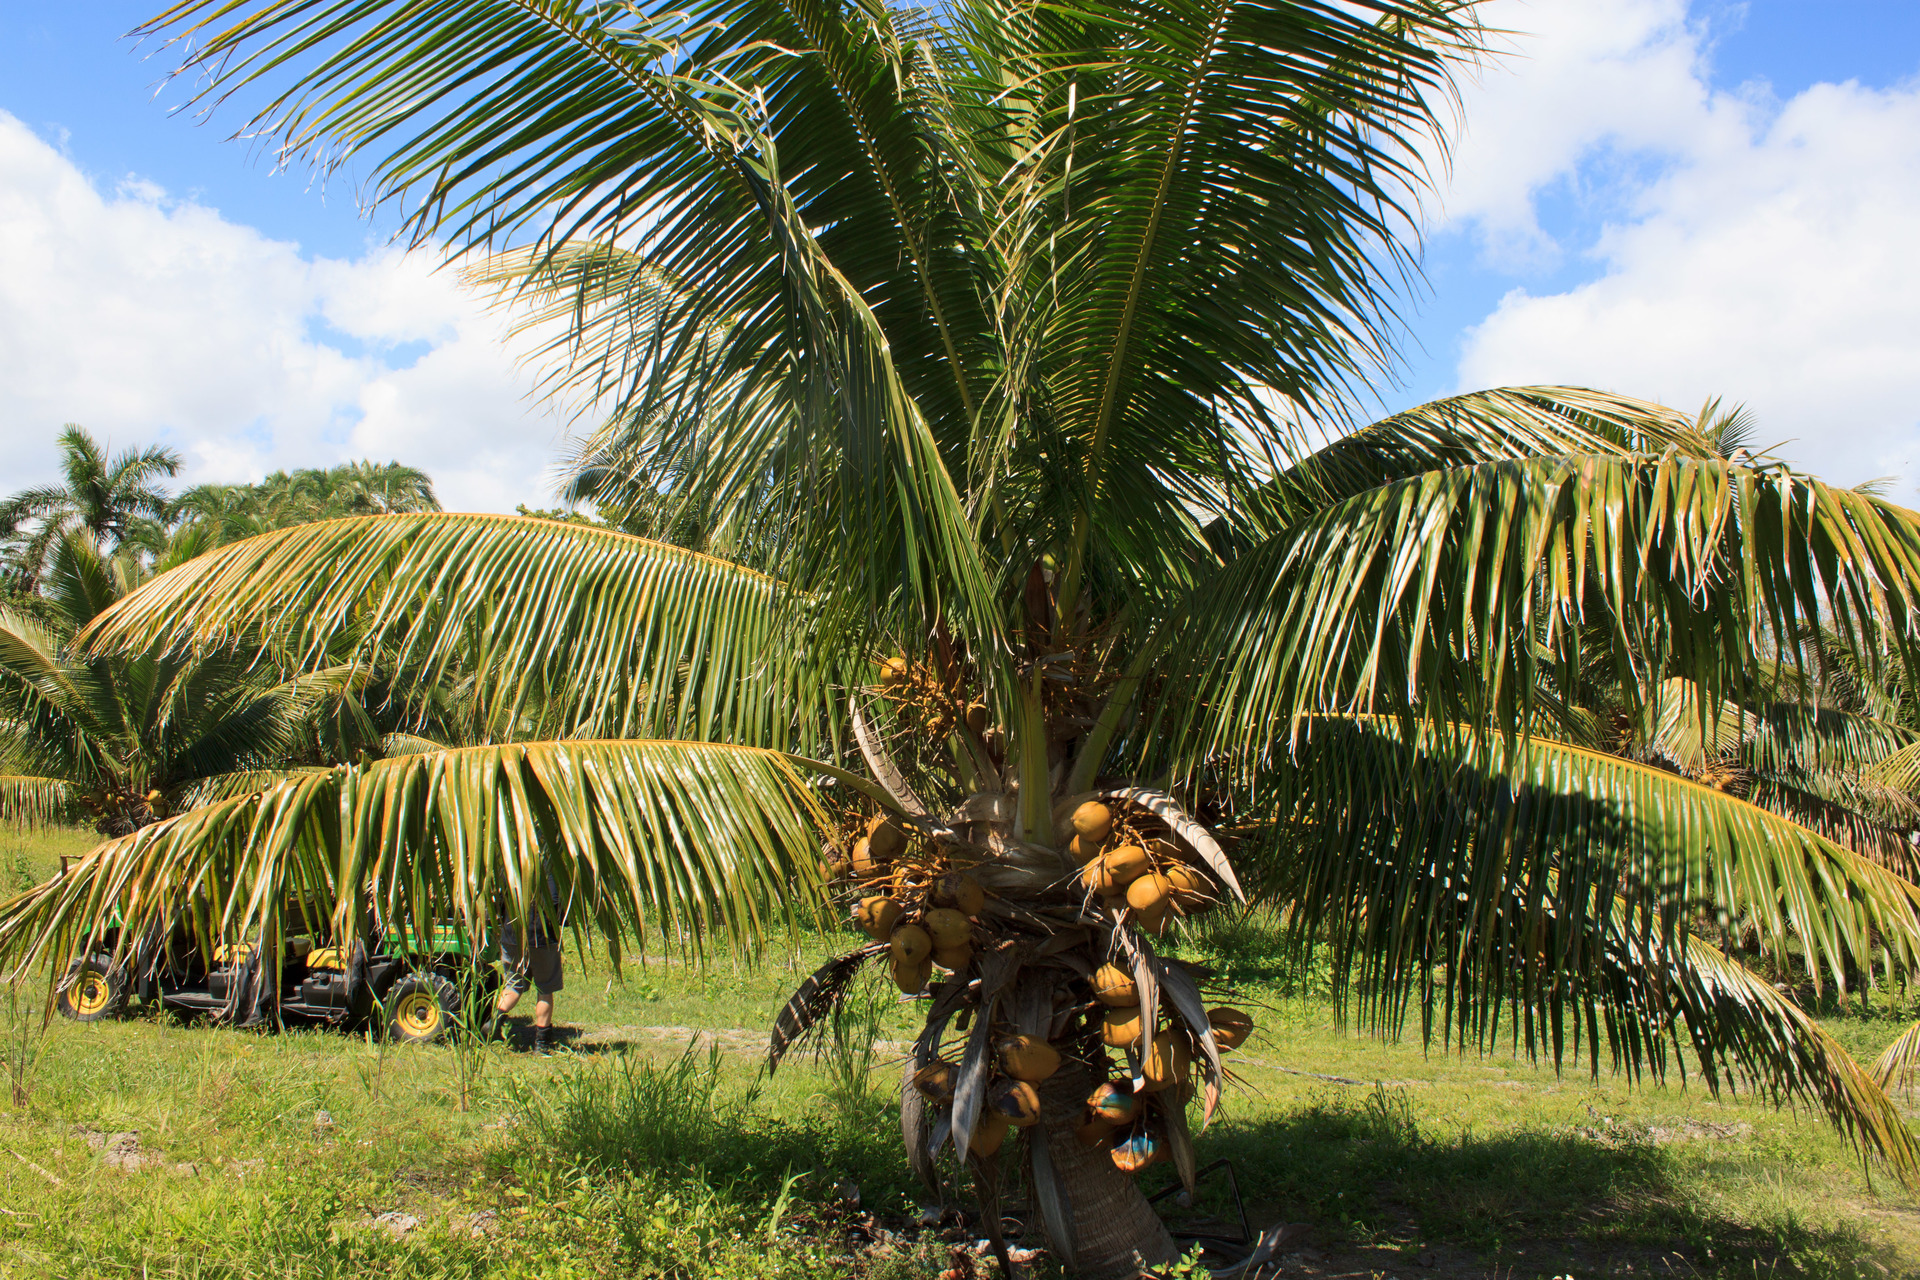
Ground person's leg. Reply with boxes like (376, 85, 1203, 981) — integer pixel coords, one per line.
(495, 986, 521, 1016)
(533, 995, 553, 1028)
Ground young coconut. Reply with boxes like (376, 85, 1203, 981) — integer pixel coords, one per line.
(913, 1060, 958, 1102)
(851, 837, 882, 878)
(1165, 863, 1213, 908)
(890, 923, 933, 966)
(1140, 1031, 1192, 1092)
(930, 871, 986, 916)
(877, 656, 911, 687)
(932, 942, 974, 972)
(1091, 963, 1139, 1008)
(1086, 1079, 1140, 1126)
(1110, 1129, 1161, 1174)
(968, 1111, 1012, 1157)
(891, 953, 933, 994)
(1072, 801, 1114, 843)
(1125, 872, 1173, 914)
(965, 701, 989, 735)
(1069, 834, 1102, 865)
(866, 816, 908, 861)
(855, 896, 903, 940)
(1080, 858, 1121, 894)
(996, 1034, 1062, 1083)
(923, 908, 972, 950)
(989, 1079, 1043, 1127)
(1101, 1007, 1145, 1050)
(1102, 844, 1150, 885)
(1136, 901, 1173, 938)
(1208, 1007, 1255, 1050)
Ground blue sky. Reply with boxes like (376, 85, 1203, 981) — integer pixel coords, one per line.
(3, 1, 1919, 509)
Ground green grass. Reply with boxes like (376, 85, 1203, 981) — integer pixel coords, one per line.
(4, 828, 1920, 1278)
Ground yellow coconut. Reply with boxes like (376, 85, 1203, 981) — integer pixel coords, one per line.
(890, 923, 933, 966)
(1101, 1007, 1145, 1050)
(1085, 1080, 1140, 1125)
(1207, 1007, 1254, 1051)
(850, 837, 880, 878)
(930, 872, 986, 916)
(932, 942, 974, 972)
(1071, 801, 1114, 842)
(878, 656, 911, 686)
(923, 908, 972, 950)
(1091, 963, 1139, 1008)
(1165, 863, 1212, 906)
(1080, 858, 1119, 894)
(968, 1111, 1012, 1157)
(1074, 1117, 1118, 1148)
(891, 953, 933, 994)
(1140, 1031, 1192, 1093)
(1069, 834, 1102, 865)
(855, 896, 903, 940)
(867, 816, 908, 860)
(1110, 1130, 1159, 1173)
(965, 702, 989, 735)
(1136, 902, 1172, 938)
(912, 1060, 957, 1102)
(996, 1034, 1062, 1083)
(990, 1079, 1043, 1127)
(1102, 844, 1150, 886)
(1125, 872, 1173, 914)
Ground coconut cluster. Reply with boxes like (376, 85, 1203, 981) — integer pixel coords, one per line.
(1075, 961, 1253, 1173)
(878, 654, 989, 740)
(1067, 801, 1215, 938)
(844, 814, 991, 993)
(912, 1032, 1061, 1158)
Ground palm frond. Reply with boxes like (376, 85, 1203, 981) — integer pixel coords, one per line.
(1871, 1020, 1920, 1093)
(1175, 455, 1920, 762)
(767, 943, 887, 1072)
(0, 775, 76, 827)
(0, 739, 879, 983)
(1261, 718, 1920, 1033)
(75, 513, 823, 747)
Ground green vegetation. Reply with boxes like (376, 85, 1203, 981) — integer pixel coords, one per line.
(8, 2, 1920, 1277)
(3, 824, 1918, 1279)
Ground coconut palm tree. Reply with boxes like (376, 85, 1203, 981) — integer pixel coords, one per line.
(0, 530, 375, 836)
(10, 1, 1920, 1273)
(175, 461, 440, 545)
(0, 425, 180, 593)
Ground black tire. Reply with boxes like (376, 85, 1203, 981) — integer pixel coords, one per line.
(383, 972, 460, 1044)
(55, 955, 128, 1022)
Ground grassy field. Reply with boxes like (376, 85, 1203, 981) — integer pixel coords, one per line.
(4, 825, 1920, 1278)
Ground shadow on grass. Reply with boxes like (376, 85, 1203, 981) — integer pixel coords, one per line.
(1153, 1086, 1902, 1280)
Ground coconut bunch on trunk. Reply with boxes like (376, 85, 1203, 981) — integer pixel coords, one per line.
(772, 661, 1259, 1276)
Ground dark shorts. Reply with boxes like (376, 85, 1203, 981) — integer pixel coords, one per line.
(501, 930, 564, 996)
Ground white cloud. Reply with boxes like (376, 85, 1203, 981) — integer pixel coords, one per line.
(1444, 1, 1920, 493)
(0, 110, 568, 513)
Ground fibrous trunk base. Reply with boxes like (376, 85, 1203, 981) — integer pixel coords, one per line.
(1033, 1061, 1178, 1279)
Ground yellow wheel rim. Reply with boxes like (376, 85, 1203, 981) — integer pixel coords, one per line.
(72, 971, 111, 1017)
(393, 990, 442, 1037)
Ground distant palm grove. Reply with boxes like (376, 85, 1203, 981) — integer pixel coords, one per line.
(5, 2, 1920, 1276)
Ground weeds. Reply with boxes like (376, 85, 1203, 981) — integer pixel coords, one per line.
(2, 982, 53, 1108)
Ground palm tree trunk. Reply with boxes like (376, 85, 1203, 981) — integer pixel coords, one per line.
(1033, 1061, 1179, 1278)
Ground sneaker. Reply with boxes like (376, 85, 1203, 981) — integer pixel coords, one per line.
(532, 1025, 554, 1055)
(480, 1011, 508, 1042)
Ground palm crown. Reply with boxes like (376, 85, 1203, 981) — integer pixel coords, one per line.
(7, 1, 1920, 1273)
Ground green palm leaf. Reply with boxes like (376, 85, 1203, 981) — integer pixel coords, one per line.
(1177, 455, 1920, 761)
(0, 739, 878, 982)
(0, 775, 75, 827)
(1264, 718, 1920, 1029)
(75, 512, 823, 746)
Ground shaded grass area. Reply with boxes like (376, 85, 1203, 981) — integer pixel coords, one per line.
(3, 830, 1920, 1277)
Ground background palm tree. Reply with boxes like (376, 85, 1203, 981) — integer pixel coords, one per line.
(0, 425, 180, 593)
(9, 1, 1920, 1274)
(0, 529, 378, 837)
(175, 461, 440, 544)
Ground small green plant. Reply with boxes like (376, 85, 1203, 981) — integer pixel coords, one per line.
(816, 975, 889, 1124)
(2, 981, 53, 1108)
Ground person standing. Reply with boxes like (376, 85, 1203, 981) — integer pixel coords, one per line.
(487, 877, 566, 1053)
